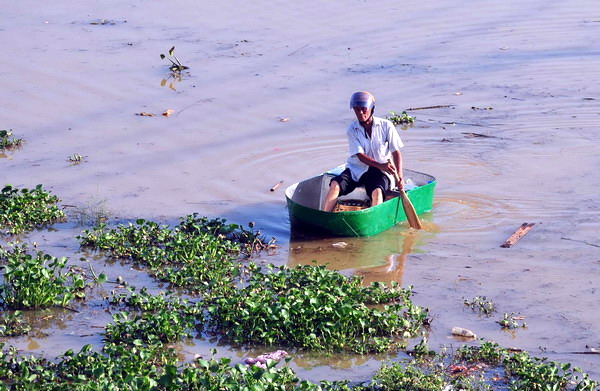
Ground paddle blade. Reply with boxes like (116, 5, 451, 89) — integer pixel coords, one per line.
(400, 190, 422, 229)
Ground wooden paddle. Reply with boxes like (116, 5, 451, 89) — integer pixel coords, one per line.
(388, 160, 422, 230)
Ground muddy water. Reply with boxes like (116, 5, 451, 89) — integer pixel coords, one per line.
(2, 0, 600, 382)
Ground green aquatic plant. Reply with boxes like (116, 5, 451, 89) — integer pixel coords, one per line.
(0, 244, 97, 309)
(456, 341, 506, 365)
(0, 311, 31, 337)
(386, 111, 415, 126)
(104, 310, 197, 345)
(0, 184, 65, 234)
(78, 215, 274, 293)
(372, 361, 446, 391)
(496, 312, 527, 330)
(464, 296, 496, 316)
(505, 351, 597, 390)
(109, 287, 203, 316)
(207, 263, 430, 353)
(160, 46, 189, 73)
(0, 339, 597, 390)
(0, 129, 24, 150)
(178, 355, 319, 391)
(67, 153, 85, 165)
(178, 213, 277, 257)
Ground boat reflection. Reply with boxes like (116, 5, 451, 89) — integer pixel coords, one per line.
(288, 226, 426, 286)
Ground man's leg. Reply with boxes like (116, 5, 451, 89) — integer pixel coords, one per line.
(362, 166, 391, 208)
(323, 169, 356, 212)
(371, 187, 384, 207)
(323, 181, 341, 212)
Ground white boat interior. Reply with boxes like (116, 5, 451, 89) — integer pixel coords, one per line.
(286, 166, 435, 212)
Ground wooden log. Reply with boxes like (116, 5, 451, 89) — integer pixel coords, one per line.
(270, 180, 283, 192)
(501, 223, 535, 248)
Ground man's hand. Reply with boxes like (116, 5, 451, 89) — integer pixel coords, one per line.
(396, 175, 405, 190)
(386, 159, 404, 190)
(379, 160, 396, 175)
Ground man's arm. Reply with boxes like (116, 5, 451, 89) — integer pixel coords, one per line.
(355, 153, 395, 174)
(391, 150, 404, 189)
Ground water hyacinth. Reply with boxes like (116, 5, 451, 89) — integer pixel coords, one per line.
(207, 263, 430, 353)
(0, 184, 65, 235)
(0, 244, 91, 309)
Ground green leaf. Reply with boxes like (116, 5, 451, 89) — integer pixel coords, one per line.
(97, 273, 107, 284)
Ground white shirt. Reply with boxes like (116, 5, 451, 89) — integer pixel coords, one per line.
(346, 116, 404, 182)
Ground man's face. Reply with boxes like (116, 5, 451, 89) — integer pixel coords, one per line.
(353, 106, 372, 123)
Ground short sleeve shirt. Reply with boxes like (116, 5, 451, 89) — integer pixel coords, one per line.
(346, 116, 404, 182)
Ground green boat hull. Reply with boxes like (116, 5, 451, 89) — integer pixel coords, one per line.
(285, 169, 436, 237)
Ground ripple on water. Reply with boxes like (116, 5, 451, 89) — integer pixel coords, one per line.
(432, 194, 518, 233)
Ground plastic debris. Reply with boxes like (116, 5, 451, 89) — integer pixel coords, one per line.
(451, 327, 476, 338)
(245, 350, 288, 369)
(332, 242, 348, 249)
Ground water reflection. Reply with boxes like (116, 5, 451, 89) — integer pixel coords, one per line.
(288, 227, 430, 286)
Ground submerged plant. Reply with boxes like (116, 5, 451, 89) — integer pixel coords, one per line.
(0, 184, 65, 234)
(0, 129, 24, 150)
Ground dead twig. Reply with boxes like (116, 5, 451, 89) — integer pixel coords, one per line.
(406, 105, 455, 111)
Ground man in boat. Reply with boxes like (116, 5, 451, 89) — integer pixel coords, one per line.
(323, 91, 404, 212)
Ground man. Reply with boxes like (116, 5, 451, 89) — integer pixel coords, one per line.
(323, 91, 404, 212)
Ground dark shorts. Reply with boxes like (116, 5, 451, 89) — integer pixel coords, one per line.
(330, 167, 391, 200)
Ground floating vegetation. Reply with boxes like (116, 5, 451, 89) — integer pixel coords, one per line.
(177, 214, 277, 258)
(386, 111, 415, 126)
(207, 263, 430, 353)
(0, 184, 65, 235)
(463, 296, 496, 316)
(78, 215, 274, 294)
(496, 312, 527, 330)
(0, 244, 97, 309)
(0, 129, 24, 150)
(455, 341, 598, 390)
(0, 343, 321, 390)
(160, 46, 189, 73)
(104, 310, 197, 345)
(0, 338, 596, 390)
(0, 311, 31, 337)
(67, 153, 86, 165)
(109, 287, 203, 316)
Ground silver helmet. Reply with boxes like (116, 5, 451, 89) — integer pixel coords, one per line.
(349, 91, 375, 110)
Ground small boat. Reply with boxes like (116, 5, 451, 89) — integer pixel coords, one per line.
(285, 165, 436, 237)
